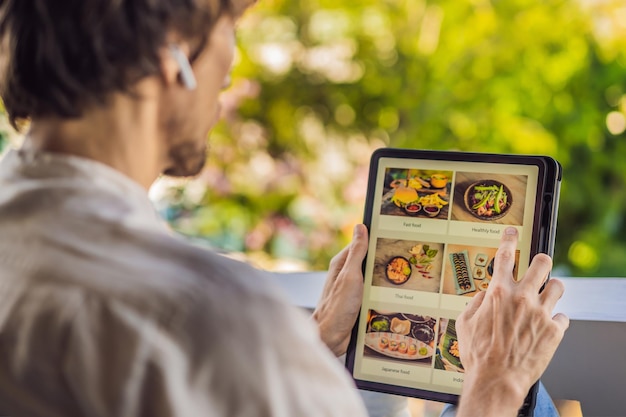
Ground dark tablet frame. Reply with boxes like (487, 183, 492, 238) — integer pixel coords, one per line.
(345, 148, 562, 409)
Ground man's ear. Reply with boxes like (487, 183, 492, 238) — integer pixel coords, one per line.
(159, 42, 196, 90)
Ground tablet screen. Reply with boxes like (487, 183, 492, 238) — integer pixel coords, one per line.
(348, 150, 556, 402)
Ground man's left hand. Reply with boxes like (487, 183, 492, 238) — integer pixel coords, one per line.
(313, 224, 368, 357)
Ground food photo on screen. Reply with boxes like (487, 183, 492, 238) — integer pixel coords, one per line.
(372, 238, 444, 293)
(363, 309, 439, 367)
(450, 172, 528, 225)
(434, 318, 464, 374)
(441, 244, 519, 297)
(380, 168, 453, 219)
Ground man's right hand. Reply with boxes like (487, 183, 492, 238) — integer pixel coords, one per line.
(455, 227, 569, 417)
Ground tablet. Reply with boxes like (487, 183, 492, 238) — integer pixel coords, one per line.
(345, 148, 561, 411)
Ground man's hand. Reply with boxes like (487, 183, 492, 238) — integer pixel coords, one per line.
(313, 224, 368, 357)
(455, 227, 570, 417)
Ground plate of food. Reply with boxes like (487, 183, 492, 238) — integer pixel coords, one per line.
(411, 323, 435, 345)
(389, 317, 412, 335)
(464, 180, 512, 220)
(385, 256, 412, 285)
(365, 332, 433, 360)
(368, 315, 391, 332)
(449, 251, 475, 294)
(473, 266, 486, 280)
(440, 321, 464, 372)
(474, 253, 488, 267)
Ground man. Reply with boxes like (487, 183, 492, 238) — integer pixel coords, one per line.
(0, 0, 568, 416)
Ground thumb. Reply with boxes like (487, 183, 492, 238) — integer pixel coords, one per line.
(345, 224, 369, 269)
(458, 290, 486, 323)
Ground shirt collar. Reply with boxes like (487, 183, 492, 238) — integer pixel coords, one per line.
(0, 148, 167, 231)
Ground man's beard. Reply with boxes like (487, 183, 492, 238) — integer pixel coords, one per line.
(163, 141, 208, 177)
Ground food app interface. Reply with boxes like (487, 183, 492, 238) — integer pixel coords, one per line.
(352, 157, 539, 395)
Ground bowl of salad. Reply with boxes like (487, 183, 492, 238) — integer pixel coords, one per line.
(463, 180, 512, 220)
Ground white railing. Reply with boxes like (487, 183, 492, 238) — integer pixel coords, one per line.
(271, 273, 626, 417)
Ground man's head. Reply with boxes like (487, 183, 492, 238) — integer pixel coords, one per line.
(0, 0, 254, 178)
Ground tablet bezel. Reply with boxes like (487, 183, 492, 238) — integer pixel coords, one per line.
(345, 148, 561, 405)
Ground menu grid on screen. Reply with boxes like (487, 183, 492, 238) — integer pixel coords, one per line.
(351, 157, 539, 397)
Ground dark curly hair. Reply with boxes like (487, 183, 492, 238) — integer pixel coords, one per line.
(0, 0, 253, 129)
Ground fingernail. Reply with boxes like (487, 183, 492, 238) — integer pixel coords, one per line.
(353, 224, 362, 238)
(505, 227, 517, 235)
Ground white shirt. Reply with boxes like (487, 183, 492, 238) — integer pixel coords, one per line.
(0, 149, 368, 417)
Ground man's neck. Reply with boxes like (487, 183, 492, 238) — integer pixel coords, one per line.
(24, 88, 164, 190)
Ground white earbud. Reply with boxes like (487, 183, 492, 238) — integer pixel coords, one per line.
(169, 45, 197, 90)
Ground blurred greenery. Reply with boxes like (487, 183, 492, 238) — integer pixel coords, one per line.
(3, 0, 626, 275)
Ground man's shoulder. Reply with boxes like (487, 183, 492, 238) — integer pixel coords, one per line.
(129, 230, 278, 297)
(1, 203, 285, 331)
(79, 228, 286, 325)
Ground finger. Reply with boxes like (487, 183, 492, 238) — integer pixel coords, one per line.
(343, 224, 369, 277)
(461, 290, 486, 321)
(490, 227, 519, 286)
(539, 278, 565, 310)
(321, 246, 350, 300)
(552, 312, 570, 332)
(323, 225, 367, 296)
(520, 253, 553, 293)
(327, 245, 349, 280)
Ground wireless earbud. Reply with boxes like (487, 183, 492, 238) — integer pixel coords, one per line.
(169, 45, 197, 90)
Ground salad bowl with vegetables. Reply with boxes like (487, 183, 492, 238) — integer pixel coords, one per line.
(464, 180, 512, 220)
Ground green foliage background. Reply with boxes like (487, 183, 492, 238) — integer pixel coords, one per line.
(3, 0, 626, 275)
